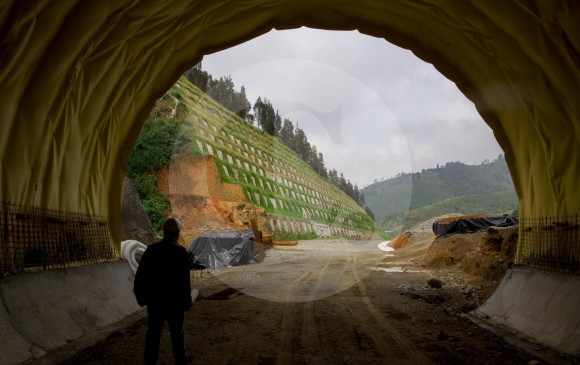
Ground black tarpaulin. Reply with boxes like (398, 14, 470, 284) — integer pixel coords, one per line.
(432, 215, 518, 238)
(187, 230, 260, 269)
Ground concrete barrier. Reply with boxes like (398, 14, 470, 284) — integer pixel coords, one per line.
(0, 298, 32, 365)
(479, 267, 580, 355)
(0, 261, 141, 365)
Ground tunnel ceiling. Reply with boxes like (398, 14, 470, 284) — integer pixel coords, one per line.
(0, 0, 578, 242)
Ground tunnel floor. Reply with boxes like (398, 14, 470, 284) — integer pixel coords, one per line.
(35, 240, 575, 365)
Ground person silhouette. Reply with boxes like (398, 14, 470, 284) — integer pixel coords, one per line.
(134, 218, 193, 365)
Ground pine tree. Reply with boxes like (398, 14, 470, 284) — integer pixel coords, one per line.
(294, 128, 308, 159)
(183, 63, 210, 91)
(253, 97, 264, 129)
(235, 86, 251, 121)
(328, 169, 338, 186)
(317, 152, 327, 178)
(185, 64, 367, 210)
(280, 118, 295, 148)
(274, 111, 282, 137)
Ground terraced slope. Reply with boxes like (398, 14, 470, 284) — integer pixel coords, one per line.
(161, 77, 377, 240)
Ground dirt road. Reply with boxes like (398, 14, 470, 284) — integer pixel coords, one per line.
(40, 239, 575, 365)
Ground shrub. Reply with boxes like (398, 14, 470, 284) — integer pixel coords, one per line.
(131, 174, 171, 233)
(128, 116, 181, 177)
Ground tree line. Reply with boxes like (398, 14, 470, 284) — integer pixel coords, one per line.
(183, 64, 367, 210)
(183, 64, 252, 121)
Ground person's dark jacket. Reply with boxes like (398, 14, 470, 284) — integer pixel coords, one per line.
(134, 237, 192, 310)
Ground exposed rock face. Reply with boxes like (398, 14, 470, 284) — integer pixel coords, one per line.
(121, 177, 159, 244)
(155, 154, 267, 243)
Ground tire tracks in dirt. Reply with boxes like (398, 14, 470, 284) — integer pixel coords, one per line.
(276, 246, 432, 364)
(276, 259, 331, 365)
(340, 257, 433, 365)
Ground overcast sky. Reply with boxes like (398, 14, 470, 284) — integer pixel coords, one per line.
(200, 28, 503, 188)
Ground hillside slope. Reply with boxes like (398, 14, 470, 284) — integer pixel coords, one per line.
(363, 159, 517, 229)
(130, 77, 378, 240)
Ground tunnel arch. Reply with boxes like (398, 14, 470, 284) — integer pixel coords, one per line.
(0, 0, 579, 358)
(0, 2, 578, 265)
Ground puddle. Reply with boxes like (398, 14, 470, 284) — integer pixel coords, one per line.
(376, 267, 406, 273)
(375, 266, 423, 273)
(377, 241, 395, 252)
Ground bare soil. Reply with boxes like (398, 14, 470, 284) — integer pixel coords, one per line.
(35, 236, 577, 365)
(155, 155, 267, 244)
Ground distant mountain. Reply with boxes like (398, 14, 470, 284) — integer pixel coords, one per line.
(362, 158, 518, 230)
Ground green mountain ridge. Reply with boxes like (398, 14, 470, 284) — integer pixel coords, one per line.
(362, 159, 518, 230)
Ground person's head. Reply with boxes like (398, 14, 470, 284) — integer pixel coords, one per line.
(162, 218, 182, 241)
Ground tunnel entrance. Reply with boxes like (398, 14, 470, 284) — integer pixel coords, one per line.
(124, 28, 520, 303)
(0, 2, 578, 363)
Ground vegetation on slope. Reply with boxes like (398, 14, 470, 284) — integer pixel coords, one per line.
(128, 77, 377, 237)
(363, 158, 517, 230)
(404, 191, 518, 229)
(183, 64, 367, 209)
(126, 96, 188, 232)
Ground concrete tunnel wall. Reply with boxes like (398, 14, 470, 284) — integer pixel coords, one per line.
(0, 261, 141, 364)
(0, 0, 579, 361)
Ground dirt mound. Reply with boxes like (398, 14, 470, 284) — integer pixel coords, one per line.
(459, 227, 518, 281)
(405, 213, 463, 242)
(388, 232, 413, 249)
(391, 214, 518, 284)
(424, 232, 481, 267)
(425, 226, 518, 281)
(389, 213, 464, 249)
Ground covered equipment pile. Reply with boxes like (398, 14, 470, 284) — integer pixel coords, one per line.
(432, 215, 518, 238)
(187, 230, 261, 269)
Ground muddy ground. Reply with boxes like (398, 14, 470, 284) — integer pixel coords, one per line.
(34, 237, 577, 365)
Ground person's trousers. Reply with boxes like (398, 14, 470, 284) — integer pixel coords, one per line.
(144, 304, 186, 365)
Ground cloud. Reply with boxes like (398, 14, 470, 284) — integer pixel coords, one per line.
(201, 28, 503, 186)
